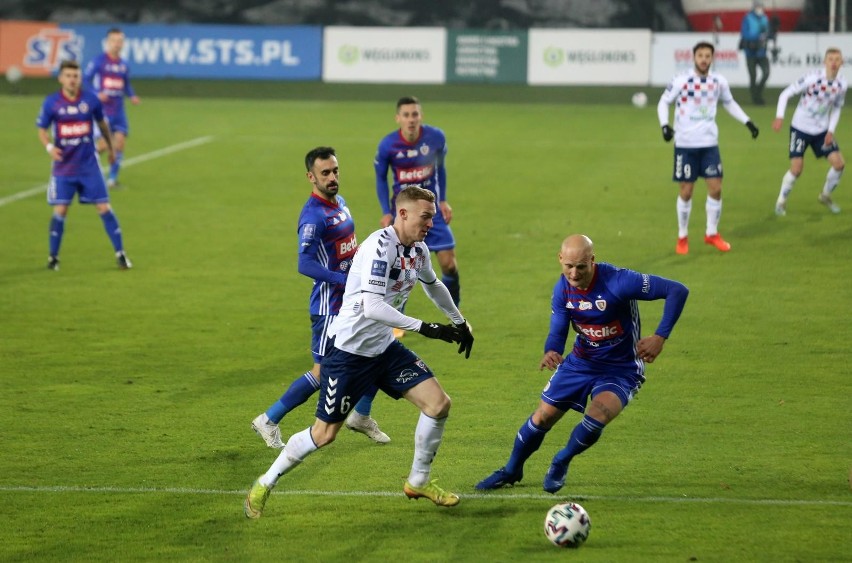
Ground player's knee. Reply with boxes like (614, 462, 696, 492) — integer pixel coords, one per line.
(423, 393, 451, 418)
(311, 425, 338, 448)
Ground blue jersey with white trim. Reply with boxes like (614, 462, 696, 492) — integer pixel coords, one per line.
(545, 262, 688, 379)
(297, 194, 357, 316)
(84, 53, 136, 118)
(374, 124, 448, 215)
(36, 89, 104, 177)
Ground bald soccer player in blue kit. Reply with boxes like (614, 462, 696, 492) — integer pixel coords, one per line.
(476, 234, 688, 494)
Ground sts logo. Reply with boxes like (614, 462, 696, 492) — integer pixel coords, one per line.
(25, 28, 84, 71)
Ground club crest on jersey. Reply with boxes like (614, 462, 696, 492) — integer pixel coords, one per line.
(595, 299, 607, 311)
(578, 301, 592, 310)
(371, 260, 387, 277)
(420, 144, 430, 156)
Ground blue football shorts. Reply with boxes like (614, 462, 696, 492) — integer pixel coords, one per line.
(788, 127, 838, 159)
(672, 146, 723, 182)
(425, 211, 456, 252)
(540, 355, 641, 414)
(47, 169, 110, 205)
(310, 314, 335, 364)
(316, 340, 434, 423)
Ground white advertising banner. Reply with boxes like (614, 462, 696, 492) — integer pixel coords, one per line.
(527, 29, 651, 85)
(650, 33, 852, 88)
(323, 27, 446, 83)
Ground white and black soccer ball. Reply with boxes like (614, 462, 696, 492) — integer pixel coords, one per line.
(544, 502, 591, 548)
(631, 91, 648, 108)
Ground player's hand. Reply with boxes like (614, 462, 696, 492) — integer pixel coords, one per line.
(636, 334, 666, 363)
(130, 96, 141, 105)
(661, 125, 674, 142)
(454, 320, 474, 359)
(746, 121, 759, 139)
(380, 213, 393, 228)
(439, 201, 453, 224)
(417, 321, 462, 343)
(98, 92, 109, 103)
(539, 350, 563, 371)
(107, 147, 116, 165)
(771, 117, 783, 132)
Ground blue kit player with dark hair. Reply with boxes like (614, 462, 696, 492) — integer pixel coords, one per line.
(476, 234, 688, 494)
(251, 147, 390, 450)
(375, 96, 460, 338)
(84, 27, 140, 188)
(37, 59, 131, 271)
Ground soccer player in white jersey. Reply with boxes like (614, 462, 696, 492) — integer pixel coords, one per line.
(658, 41, 759, 255)
(772, 48, 847, 215)
(244, 186, 474, 518)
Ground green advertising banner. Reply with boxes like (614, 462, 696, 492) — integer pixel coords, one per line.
(446, 30, 527, 83)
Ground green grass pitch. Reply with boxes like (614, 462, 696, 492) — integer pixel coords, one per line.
(1, 81, 851, 562)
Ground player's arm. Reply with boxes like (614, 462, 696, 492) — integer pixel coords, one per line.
(657, 81, 676, 142)
(616, 270, 689, 363)
(540, 279, 571, 370)
(94, 98, 115, 163)
(720, 80, 759, 138)
(436, 139, 452, 223)
(125, 68, 140, 104)
(38, 127, 61, 161)
(825, 86, 846, 143)
(82, 59, 98, 92)
(373, 145, 393, 226)
(297, 223, 347, 285)
(418, 264, 463, 324)
(773, 78, 806, 131)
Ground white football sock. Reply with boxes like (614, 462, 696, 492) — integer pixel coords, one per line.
(260, 426, 317, 487)
(705, 196, 722, 236)
(676, 196, 692, 239)
(822, 167, 843, 196)
(779, 170, 797, 201)
(407, 413, 447, 487)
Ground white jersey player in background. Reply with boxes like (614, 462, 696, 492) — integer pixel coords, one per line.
(658, 41, 759, 255)
(772, 48, 847, 216)
(244, 186, 474, 519)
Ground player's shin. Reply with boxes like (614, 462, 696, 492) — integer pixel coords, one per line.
(506, 416, 548, 475)
(407, 413, 447, 487)
(261, 426, 317, 485)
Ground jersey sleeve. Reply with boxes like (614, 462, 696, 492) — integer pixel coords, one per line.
(359, 235, 393, 297)
(35, 97, 54, 129)
(297, 215, 346, 286)
(611, 268, 689, 339)
(124, 63, 136, 98)
(90, 93, 105, 123)
(543, 278, 571, 355)
(657, 75, 680, 125)
(775, 76, 807, 119)
(83, 58, 98, 91)
(436, 131, 448, 202)
(374, 140, 393, 215)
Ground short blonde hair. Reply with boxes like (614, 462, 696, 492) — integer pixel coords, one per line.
(396, 186, 435, 207)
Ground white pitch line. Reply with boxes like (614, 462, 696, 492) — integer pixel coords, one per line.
(1, 485, 850, 507)
(0, 135, 214, 208)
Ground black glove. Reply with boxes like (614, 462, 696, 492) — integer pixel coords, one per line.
(746, 121, 759, 139)
(454, 320, 474, 359)
(661, 125, 674, 142)
(417, 321, 461, 343)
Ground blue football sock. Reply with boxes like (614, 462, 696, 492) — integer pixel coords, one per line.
(552, 415, 605, 466)
(353, 385, 379, 416)
(109, 150, 123, 181)
(99, 210, 124, 252)
(265, 371, 319, 424)
(49, 213, 66, 257)
(505, 416, 548, 475)
(442, 273, 460, 306)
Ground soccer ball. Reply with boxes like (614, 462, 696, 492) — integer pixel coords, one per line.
(631, 91, 648, 108)
(543, 502, 591, 548)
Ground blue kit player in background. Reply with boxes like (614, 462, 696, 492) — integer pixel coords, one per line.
(476, 234, 688, 494)
(37, 59, 131, 271)
(375, 96, 460, 337)
(84, 28, 140, 188)
(251, 147, 389, 449)
(658, 41, 759, 255)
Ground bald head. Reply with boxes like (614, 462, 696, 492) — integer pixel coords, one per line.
(559, 235, 596, 289)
